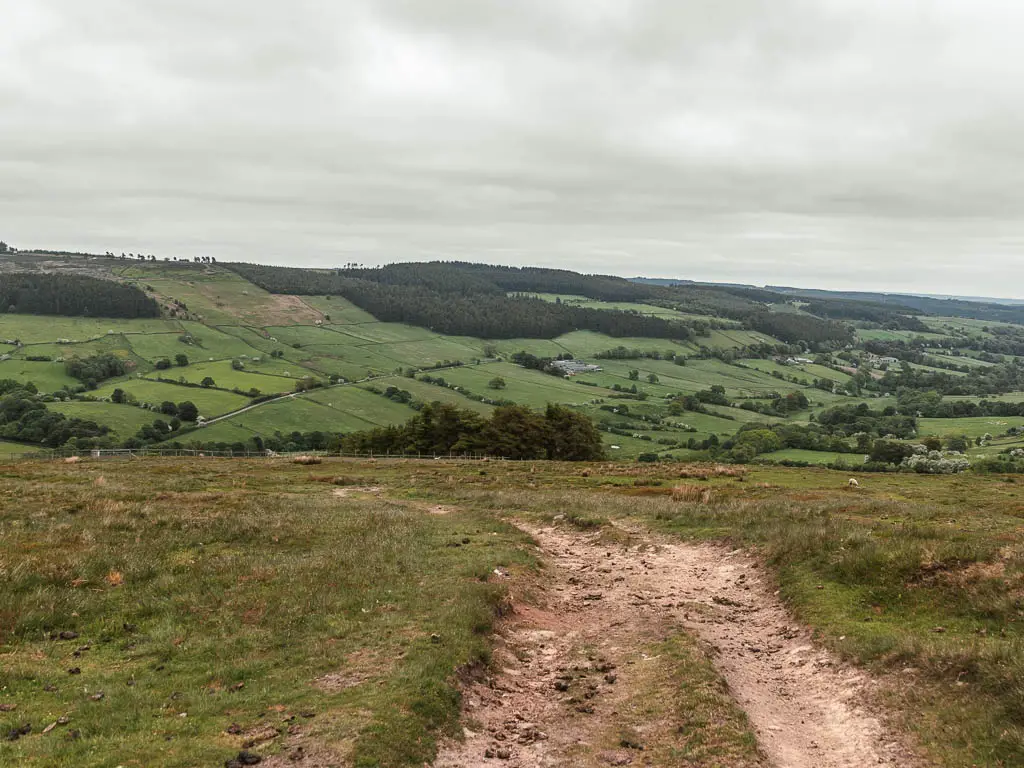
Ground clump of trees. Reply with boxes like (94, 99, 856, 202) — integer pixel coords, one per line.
(65, 354, 127, 388)
(0, 380, 110, 447)
(0, 274, 159, 318)
(341, 402, 606, 460)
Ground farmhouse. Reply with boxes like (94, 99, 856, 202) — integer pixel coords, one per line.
(550, 359, 602, 375)
(865, 353, 901, 365)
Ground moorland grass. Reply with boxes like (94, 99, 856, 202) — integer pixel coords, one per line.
(0, 459, 534, 767)
(3, 455, 1024, 766)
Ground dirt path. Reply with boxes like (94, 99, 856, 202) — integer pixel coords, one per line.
(434, 521, 920, 768)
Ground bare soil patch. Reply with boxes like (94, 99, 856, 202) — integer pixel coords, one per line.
(332, 486, 382, 498)
(313, 649, 396, 693)
(434, 520, 921, 768)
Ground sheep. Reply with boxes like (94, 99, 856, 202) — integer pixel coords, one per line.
(848, 478, 859, 488)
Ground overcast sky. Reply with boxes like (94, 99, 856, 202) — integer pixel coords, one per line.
(4, 1, 1024, 297)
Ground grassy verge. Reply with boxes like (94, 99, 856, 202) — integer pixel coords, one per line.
(0, 459, 533, 767)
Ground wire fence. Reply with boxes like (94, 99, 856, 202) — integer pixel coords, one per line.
(1, 447, 511, 462)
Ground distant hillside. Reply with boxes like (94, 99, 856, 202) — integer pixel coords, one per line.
(225, 262, 697, 340)
(768, 286, 1024, 324)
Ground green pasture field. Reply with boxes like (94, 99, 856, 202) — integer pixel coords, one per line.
(701, 328, 777, 349)
(804, 393, 898, 416)
(0, 316, 178, 345)
(905, 362, 968, 377)
(49, 401, 161, 438)
(857, 328, 951, 343)
(588, 358, 801, 398)
(489, 337, 576, 358)
(547, 331, 693, 358)
(598, 431, 677, 458)
(288, 352, 396, 382)
(178, 419, 261, 445)
(433, 363, 612, 409)
(213, 326, 294, 357)
(114, 332, 193, 364)
(363, 376, 495, 415)
(921, 316, 1015, 337)
(174, 322, 269, 360)
(0, 439, 44, 457)
(263, 325, 361, 348)
(297, 295, 379, 324)
(757, 448, 863, 465)
(517, 294, 708, 321)
(300, 387, 419, 427)
(146, 361, 300, 394)
(324, 323, 440, 346)
(737, 358, 803, 379)
(0, 360, 80, 392)
(368, 338, 486, 369)
(203, 390, 410, 435)
(926, 352, 995, 369)
(298, 344, 411, 375)
(947, 391, 1024, 403)
(918, 416, 1024, 437)
(16, 333, 138, 365)
(794, 363, 853, 383)
(91, 379, 250, 418)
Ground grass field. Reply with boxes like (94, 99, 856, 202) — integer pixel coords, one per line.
(758, 448, 863, 465)
(363, 376, 495, 415)
(857, 328, 951, 343)
(147, 361, 300, 394)
(0, 316, 178, 345)
(948, 391, 1024, 403)
(0, 360, 80, 392)
(0, 439, 44, 457)
(918, 416, 1024, 437)
(434, 363, 610, 409)
(200, 386, 417, 438)
(1, 458, 1021, 766)
(91, 380, 251, 418)
(49, 401, 162, 438)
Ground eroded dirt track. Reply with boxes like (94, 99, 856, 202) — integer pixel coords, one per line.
(434, 521, 920, 768)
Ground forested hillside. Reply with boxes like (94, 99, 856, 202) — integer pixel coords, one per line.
(771, 285, 1024, 325)
(0, 273, 159, 318)
(225, 263, 697, 340)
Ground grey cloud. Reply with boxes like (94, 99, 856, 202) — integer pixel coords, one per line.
(4, 1, 1024, 296)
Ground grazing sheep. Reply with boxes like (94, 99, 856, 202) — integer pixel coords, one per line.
(848, 478, 860, 488)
